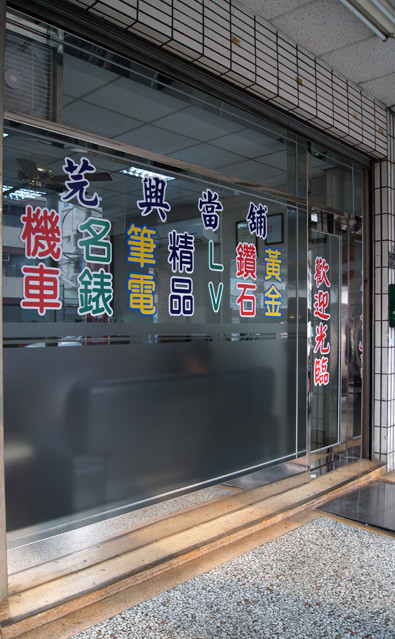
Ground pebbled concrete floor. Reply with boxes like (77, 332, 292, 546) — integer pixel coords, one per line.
(69, 516, 395, 639)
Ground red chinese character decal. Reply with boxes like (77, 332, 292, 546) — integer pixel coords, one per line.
(21, 263, 62, 316)
(314, 257, 330, 288)
(236, 282, 257, 317)
(314, 357, 329, 386)
(313, 255, 331, 386)
(20, 205, 62, 260)
(236, 242, 257, 280)
(314, 321, 331, 354)
(313, 290, 330, 321)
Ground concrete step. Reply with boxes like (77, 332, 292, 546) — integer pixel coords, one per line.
(0, 459, 385, 639)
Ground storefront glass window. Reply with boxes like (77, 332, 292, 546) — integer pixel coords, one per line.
(2, 125, 306, 531)
(2, 9, 365, 536)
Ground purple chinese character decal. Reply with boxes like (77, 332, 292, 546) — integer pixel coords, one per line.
(199, 189, 222, 231)
(61, 157, 99, 208)
(137, 176, 171, 222)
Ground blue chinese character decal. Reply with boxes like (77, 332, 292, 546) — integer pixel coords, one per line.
(137, 176, 171, 222)
(169, 276, 194, 316)
(168, 230, 195, 273)
(246, 202, 268, 240)
(61, 157, 99, 208)
(199, 189, 223, 231)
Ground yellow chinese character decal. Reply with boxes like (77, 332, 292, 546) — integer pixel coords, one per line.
(264, 247, 282, 317)
(264, 284, 282, 317)
(264, 248, 282, 282)
(127, 224, 157, 267)
(128, 273, 156, 316)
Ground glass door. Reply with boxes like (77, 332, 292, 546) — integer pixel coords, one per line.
(308, 208, 363, 467)
(310, 229, 341, 450)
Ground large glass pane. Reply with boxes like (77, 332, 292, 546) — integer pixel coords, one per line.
(310, 144, 353, 214)
(3, 126, 305, 532)
(5, 10, 298, 197)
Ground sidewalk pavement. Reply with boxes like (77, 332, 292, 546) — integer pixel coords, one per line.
(69, 514, 394, 639)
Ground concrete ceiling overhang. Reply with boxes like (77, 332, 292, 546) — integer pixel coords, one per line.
(235, 0, 395, 108)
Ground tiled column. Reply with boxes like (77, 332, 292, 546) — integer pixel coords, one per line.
(373, 111, 395, 470)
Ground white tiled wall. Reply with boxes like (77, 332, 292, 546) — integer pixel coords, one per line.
(67, 0, 388, 158)
(373, 112, 395, 470)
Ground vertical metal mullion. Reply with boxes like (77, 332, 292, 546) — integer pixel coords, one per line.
(306, 148, 312, 476)
(0, 0, 9, 604)
(339, 224, 344, 450)
(362, 166, 372, 460)
(295, 144, 299, 458)
(295, 206, 299, 458)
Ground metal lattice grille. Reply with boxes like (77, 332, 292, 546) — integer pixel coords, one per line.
(4, 31, 53, 120)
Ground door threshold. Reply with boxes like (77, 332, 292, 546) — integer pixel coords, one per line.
(0, 460, 385, 639)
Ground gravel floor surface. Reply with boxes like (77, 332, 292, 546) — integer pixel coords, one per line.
(70, 516, 395, 639)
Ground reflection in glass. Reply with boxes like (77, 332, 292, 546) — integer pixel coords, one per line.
(3, 128, 306, 532)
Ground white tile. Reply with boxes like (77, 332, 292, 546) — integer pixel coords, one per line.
(294, 105, 317, 121)
(374, 161, 382, 185)
(382, 320, 389, 346)
(250, 81, 278, 101)
(224, 67, 255, 87)
(231, 11, 255, 40)
(373, 425, 381, 453)
(375, 320, 382, 347)
(231, 55, 255, 79)
(333, 114, 349, 134)
(207, 0, 231, 21)
(374, 269, 382, 295)
(204, 31, 231, 61)
(167, 38, 202, 60)
(256, 50, 277, 80)
(139, 0, 172, 25)
(344, 131, 364, 147)
(101, 0, 136, 14)
(173, 22, 203, 46)
(131, 21, 172, 43)
(313, 105, 334, 127)
(332, 73, 348, 98)
(195, 55, 229, 75)
(375, 214, 383, 239)
(382, 347, 389, 373)
(383, 296, 389, 321)
(174, 4, 203, 32)
(381, 424, 388, 448)
(375, 373, 382, 401)
(374, 295, 381, 323)
(272, 91, 298, 110)
(375, 345, 382, 372)
(91, 5, 134, 27)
